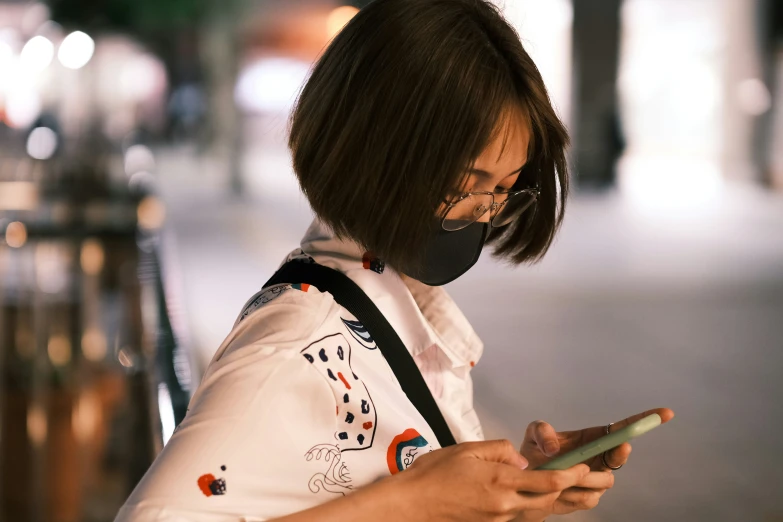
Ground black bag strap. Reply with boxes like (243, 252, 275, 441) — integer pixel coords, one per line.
(264, 261, 457, 448)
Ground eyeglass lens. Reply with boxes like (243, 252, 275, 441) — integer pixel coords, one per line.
(443, 191, 537, 231)
(491, 192, 536, 227)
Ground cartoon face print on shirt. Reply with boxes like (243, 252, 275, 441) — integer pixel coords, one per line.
(341, 318, 377, 350)
(301, 334, 377, 451)
(386, 429, 433, 475)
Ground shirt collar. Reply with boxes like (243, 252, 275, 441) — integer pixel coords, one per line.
(296, 219, 482, 368)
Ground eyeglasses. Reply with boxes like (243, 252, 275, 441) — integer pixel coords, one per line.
(441, 185, 540, 231)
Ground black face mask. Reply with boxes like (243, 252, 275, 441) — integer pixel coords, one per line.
(402, 220, 489, 286)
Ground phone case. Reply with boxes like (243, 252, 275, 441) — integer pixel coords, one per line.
(535, 413, 662, 470)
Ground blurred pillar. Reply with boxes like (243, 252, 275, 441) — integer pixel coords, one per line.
(571, 0, 624, 189)
(758, 0, 783, 189)
(202, 4, 244, 196)
(721, 0, 767, 183)
(771, 47, 783, 191)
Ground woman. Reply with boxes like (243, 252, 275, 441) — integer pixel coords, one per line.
(116, 0, 673, 520)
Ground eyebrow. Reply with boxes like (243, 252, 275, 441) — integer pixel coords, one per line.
(468, 164, 526, 180)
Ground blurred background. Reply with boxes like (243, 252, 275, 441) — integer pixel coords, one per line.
(0, 0, 782, 520)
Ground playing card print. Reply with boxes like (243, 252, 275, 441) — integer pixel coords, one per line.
(301, 334, 377, 451)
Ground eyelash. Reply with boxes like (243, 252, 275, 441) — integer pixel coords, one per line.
(469, 174, 521, 193)
(461, 186, 512, 194)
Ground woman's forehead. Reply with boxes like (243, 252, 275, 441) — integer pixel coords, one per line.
(473, 107, 532, 171)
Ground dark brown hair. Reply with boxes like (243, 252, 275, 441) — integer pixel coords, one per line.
(288, 0, 569, 272)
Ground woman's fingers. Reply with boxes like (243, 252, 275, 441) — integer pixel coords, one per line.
(574, 470, 615, 490)
(601, 442, 632, 470)
(557, 487, 606, 509)
(526, 420, 560, 456)
(511, 464, 591, 494)
(514, 490, 562, 512)
(508, 466, 594, 513)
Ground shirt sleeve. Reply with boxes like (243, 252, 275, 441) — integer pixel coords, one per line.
(116, 333, 348, 521)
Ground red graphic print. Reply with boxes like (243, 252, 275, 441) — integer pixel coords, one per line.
(197, 466, 227, 496)
(337, 372, 351, 389)
(197, 474, 216, 496)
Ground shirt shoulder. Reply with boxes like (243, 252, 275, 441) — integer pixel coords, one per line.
(210, 282, 336, 368)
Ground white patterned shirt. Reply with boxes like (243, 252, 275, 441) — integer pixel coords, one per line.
(115, 219, 485, 521)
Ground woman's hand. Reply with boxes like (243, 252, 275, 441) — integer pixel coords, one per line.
(398, 439, 591, 522)
(520, 408, 675, 471)
(513, 408, 676, 518)
(510, 468, 614, 520)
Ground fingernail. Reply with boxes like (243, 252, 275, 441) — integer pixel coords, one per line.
(544, 442, 558, 456)
(519, 458, 529, 470)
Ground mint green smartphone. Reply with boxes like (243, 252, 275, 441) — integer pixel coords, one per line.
(535, 413, 662, 470)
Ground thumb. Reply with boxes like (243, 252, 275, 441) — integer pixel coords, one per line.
(468, 439, 529, 470)
(526, 420, 560, 457)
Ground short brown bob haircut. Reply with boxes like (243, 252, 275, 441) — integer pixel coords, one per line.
(289, 0, 569, 273)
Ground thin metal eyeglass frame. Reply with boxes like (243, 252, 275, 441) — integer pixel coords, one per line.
(441, 185, 541, 231)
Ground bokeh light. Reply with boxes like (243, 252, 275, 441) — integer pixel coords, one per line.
(0, 182, 39, 211)
(27, 405, 47, 446)
(137, 196, 166, 230)
(5, 90, 42, 128)
(35, 243, 70, 294)
(80, 239, 105, 275)
(72, 391, 100, 444)
(47, 334, 72, 366)
(20, 35, 54, 73)
(58, 31, 95, 70)
(5, 221, 28, 248)
(26, 127, 58, 160)
(81, 328, 107, 362)
(327, 6, 359, 39)
(119, 54, 166, 103)
(234, 57, 311, 113)
(124, 144, 156, 175)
